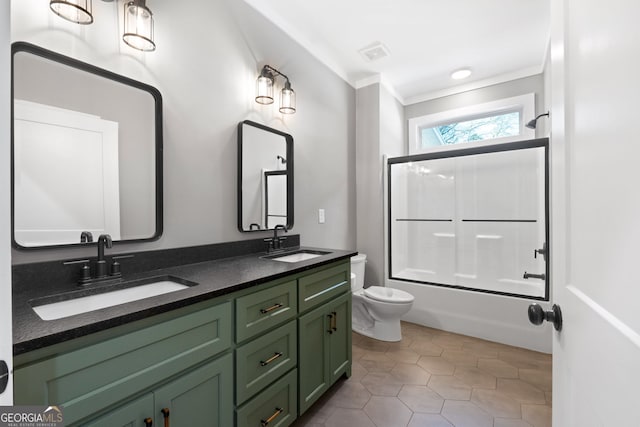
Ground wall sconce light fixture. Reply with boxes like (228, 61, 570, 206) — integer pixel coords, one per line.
(526, 112, 550, 129)
(50, 0, 94, 25)
(49, 0, 156, 52)
(122, 0, 156, 52)
(255, 65, 296, 114)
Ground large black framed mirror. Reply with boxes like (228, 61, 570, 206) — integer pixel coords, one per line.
(11, 42, 163, 249)
(238, 120, 293, 232)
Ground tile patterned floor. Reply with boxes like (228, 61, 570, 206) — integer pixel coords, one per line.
(292, 321, 552, 427)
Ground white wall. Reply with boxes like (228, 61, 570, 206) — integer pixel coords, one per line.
(10, 0, 356, 264)
(0, 0, 13, 405)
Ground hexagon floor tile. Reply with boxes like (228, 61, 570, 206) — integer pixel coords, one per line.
(292, 321, 551, 427)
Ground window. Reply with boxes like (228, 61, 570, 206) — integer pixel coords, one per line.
(421, 111, 520, 148)
(408, 94, 535, 155)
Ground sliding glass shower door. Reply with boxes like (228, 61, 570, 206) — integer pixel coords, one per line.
(388, 139, 548, 299)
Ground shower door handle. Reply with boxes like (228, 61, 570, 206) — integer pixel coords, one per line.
(528, 303, 562, 331)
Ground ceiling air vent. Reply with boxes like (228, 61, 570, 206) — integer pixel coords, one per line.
(358, 42, 390, 62)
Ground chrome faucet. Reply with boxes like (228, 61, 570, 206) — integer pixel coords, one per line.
(95, 234, 113, 278)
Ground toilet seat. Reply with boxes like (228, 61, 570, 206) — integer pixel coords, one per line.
(363, 286, 414, 304)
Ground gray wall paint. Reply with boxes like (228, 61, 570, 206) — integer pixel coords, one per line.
(10, 0, 356, 264)
(355, 83, 404, 286)
(406, 74, 545, 128)
(356, 84, 381, 285)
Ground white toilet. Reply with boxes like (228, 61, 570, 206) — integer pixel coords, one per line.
(350, 253, 414, 342)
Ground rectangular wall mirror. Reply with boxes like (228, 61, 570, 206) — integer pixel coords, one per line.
(238, 120, 293, 232)
(11, 42, 163, 249)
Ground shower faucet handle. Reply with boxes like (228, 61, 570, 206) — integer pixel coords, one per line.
(534, 242, 548, 261)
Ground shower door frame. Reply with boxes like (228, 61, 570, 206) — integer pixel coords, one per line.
(387, 137, 550, 301)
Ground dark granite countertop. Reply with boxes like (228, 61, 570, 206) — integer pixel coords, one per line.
(13, 246, 357, 355)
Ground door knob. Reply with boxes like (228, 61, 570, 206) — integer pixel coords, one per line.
(0, 360, 8, 394)
(528, 303, 563, 331)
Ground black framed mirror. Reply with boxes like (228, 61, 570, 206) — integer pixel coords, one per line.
(11, 42, 163, 249)
(238, 120, 293, 232)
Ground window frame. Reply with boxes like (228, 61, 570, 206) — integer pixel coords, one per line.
(408, 93, 536, 155)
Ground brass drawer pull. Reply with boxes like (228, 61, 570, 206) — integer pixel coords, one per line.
(260, 303, 284, 314)
(260, 352, 283, 367)
(161, 408, 170, 427)
(261, 407, 284, 427)
(327, 313, 334, 334)
(144, 418, 153, 427)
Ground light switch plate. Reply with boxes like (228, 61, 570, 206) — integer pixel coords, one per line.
(318, 209, 325, 224)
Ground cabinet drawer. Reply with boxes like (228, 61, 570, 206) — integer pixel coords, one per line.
(298, 262, 350, 313)
(236, 368, 297, 427)
(236, 320, 297, 404)
(14, 301, 231, 425)
(236, 280, 297, 342)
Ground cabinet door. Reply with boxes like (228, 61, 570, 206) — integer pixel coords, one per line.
(82, 394, 154, 427)
(153, 353, 233, 427)
(328, 292, 352, 384)
(298, 303, 331, 414)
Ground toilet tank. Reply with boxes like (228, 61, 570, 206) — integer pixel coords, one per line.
(350, 254, 367, 291)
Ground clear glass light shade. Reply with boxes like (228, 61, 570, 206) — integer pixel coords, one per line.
(255, 75, 274, 105)
(279, 87, 296, 114)
(50, 0, 93, 25)
(123, 0, 156, 52)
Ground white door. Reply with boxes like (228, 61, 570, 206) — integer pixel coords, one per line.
(13, 100, 121, 247)
(0, 0, 13, 405)
(550, 0, 640, 425)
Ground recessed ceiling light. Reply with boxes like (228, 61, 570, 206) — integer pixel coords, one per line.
(451, 68, 472, 80)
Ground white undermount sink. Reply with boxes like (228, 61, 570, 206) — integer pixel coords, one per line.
(264, 249, 331, 263)
(31, 276, 196, 321)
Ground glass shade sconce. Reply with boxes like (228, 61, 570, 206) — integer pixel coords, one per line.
(50, 0, 94, 25)
(49, 0, 156, 52)
(255, 65, 296, 114)
(122, 0, 156, 52)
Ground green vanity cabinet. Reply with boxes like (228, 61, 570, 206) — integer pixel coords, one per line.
(298, 289, 352, 414)
(14, 301, 232, 426)
(84, 354, 233, 427)
(14, 258, 352, 426)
